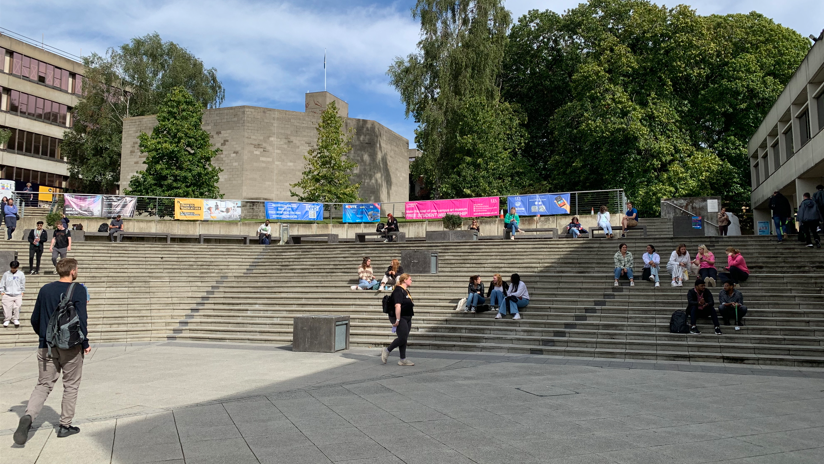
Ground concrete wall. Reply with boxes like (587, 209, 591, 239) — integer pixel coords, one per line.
(660, 197, 722, 236)
(120, 93, 409, 204)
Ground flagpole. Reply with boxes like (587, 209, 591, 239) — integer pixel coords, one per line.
(324, 49, 327, 92)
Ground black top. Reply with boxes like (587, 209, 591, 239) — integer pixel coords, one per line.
(53, 229, 71, 249)
(31, 281, 89, 349)
(686, 288, 715, 311)
(385, 265, 404, 277)
(386, 218, 399, 232)
(469, 224, 480, 232)
(769, 193, 792, 218)
(391, 286, 414, 317)
(28, 229, 48, 250)
(487, 281, 509, 297)
(468, 282, 484, 295)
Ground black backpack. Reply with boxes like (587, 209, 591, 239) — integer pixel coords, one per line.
(45, 283, 85, 356)
(98, 223, 109, 232)
(376, 223, 385, 233)
(382, 294, 393, 314)
(669, 310, 689, 334)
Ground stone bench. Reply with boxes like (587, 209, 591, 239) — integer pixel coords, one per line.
(506, 227, 558, 240)
(118, 232, 173, 243)
(591, 225, 647, 238)
(199, 234, 252, 245)
(290, 234, 339, 244)
(355, 231, 406, 243)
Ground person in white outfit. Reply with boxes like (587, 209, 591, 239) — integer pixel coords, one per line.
(667, 244, 691, 287)
(641, 245, 661, 287)
(496, 273, 529, 320)
(597, 205, 613, 238)
(1, 260, 25, 328)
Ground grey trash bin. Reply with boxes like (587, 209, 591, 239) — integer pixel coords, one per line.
(292, 315, 350, 352)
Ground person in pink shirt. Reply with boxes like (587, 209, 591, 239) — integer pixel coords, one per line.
(719, 247, 749, 286)
(692, 244, 717, 287)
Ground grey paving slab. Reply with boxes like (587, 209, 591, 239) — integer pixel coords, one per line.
(181, 437, 259, 464)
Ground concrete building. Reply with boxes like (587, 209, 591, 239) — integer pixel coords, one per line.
(749, 37, 824, 231)
(120, 91, 409, 203)
(0, 34, 85, 190)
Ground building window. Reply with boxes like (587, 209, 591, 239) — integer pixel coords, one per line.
(2, 90, 72, 127)
(818, 94, 824, 133)
(798, 109, 811, 146)
(784, 127, 794, 159)
(771, 142, 780, 172)
(0, 126, 62, 160)
(8, 51, 74, 94)
(754, 162, 760, 186)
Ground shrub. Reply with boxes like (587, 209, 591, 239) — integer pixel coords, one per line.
(46, 211, 62, 228)
(442, 214, 463, 230)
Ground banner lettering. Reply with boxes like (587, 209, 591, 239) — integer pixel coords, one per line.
(174, 198, 204, 220)
(102, 196, 136, 218)
(265, 202, 324, 221)
(405, 197, 499, 220)
(507, 193, 571, 216)
(342, 203, 381, 223)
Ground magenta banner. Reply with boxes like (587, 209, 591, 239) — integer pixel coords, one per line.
(405, 197, 499, 219)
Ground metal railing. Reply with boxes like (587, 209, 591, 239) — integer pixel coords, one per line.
(660, 200, 719, 230)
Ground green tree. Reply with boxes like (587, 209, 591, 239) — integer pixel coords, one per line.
(388, 0, 525, 198)
(502, 0, 809, 213)
(0, 129, 10, 147)
(125, 87, 222, 198)
(290, 101, 361, 203)
(64, 32, 224, 193)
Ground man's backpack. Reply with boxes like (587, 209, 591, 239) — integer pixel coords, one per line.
(376, 223, 385, 233)
(98, 223, 109, 232)
(45, 283, 85, 356)
(382, 294, 393, 314)
(669, 310, 689, 334)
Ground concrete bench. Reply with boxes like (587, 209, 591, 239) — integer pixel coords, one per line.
(591, 225, 647, 238)
(355, 231, 406, 243)
(118, 231, 172, 243)
(562, 227, 590, 239)
(199, 234, 252, 245)
(506, 227, 558, 240)
(290, 234, 339, 244)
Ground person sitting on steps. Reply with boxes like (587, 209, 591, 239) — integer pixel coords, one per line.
(352, 257, 380, 291)
(621, 202, 639, 237)
(497, 273, 528, 320)
(692, 244, 717, 287)
(667, 244, 690, 287)
(380, 259, 403, 291)
(641, 244, 660, 287)
(566, 217, 588, 238)
(613, 243, 635, 287)
(383, 213, 399, 242)
(687, 278, 722, 335)
(719, 281, 747, 327)
(719, 247, 749, 286)
(487, 273, 508, 313)
(504, 207, 521, 240)
(464, 275, 485, 312)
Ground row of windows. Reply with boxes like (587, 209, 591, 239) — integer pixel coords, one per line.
(0, 165, 65, 188)
(1, 47, 82, 95)
(1, 87, 71, 127)
(1, 127, 62, 160)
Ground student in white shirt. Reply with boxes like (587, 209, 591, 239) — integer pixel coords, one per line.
(496, 273, 529, 320)
(641, 245, 661, 287)
(257, 220, 273, 245)
(667, 244, 690, 287)
(597, 206, 613, 238)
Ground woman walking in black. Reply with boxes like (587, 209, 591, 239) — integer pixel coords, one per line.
(381, 274, 415, 366)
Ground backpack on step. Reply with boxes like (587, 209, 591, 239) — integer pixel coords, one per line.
(98, 223, 109, 232)
(669, 310, 689, 334)
(45, 283, 85, 356)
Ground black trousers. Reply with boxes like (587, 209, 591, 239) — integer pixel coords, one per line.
(699, 268, 718, 281)
(720, 304, 748, 325)
(719, 225, 728, 236)
(388, 315, 412, 359)
(719, 266, 748, 285)
(29, 246, 43, 272)
(688, 304, 720, 327)
(800, 221, 821, 245)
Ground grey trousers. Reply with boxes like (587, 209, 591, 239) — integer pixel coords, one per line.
(25, 346, 85, 426)
(52, 248, 67, 267)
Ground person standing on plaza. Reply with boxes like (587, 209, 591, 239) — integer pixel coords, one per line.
(717, 208, 731, 236)
(13, 258, 90, 445)
(796, 193, 822, 248)
(28, 221, 48, 275)
(1, 260, 25, 328)
(769, 191, 792, 243)
(50, 222, 72, 271)
(23, 183, 35, 206)
(108, 215, 124, 242)
(381, 273, 415, 366)
(4, 197, 18, 240)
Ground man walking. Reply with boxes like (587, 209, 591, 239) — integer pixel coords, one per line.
(13, 258, 90, 445)
(28, 221, 47, 275)
(797, 193, 822, 248)
(1, 260, 25, 328)
(50, 222, 72, 271)
(769, 191, 792, 243)
(108, 215, 124, 242)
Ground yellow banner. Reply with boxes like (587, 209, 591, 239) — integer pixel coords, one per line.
(174, 198, 204, 220)
(39, 186, 61, 202)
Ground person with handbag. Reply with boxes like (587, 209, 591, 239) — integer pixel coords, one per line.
(4, 198, 18, 240)
(497, 273, 529, 320)
(381, 274, 415, 366)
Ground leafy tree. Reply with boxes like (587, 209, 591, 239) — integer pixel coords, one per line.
(64, 32, 224, 193)
(388, 0, 526, 198)
(290, 101, 361, 203)
(0, 129, 10, 147)
(125, 87, 222, 198)
(502, 0, 809, 213)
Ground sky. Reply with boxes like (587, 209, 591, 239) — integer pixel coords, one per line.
(1, 0, 822, 148)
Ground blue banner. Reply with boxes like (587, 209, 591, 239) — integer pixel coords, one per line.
(507, 193, 571, 216)
(342, 203, 381, 223)
(265, 202, 324, 221)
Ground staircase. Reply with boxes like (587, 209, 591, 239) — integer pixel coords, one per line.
(639, 217, 674, 237)
(0, 237, 822, 367)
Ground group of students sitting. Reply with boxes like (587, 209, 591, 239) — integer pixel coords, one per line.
(613, 243, 750, 288)
(464, 274, 530, 320)
(352, 257, 404, 291)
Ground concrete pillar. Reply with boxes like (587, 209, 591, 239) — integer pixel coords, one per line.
(753, 207, 771, 236)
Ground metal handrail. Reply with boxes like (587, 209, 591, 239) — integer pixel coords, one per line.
(660, 200, 719, 229)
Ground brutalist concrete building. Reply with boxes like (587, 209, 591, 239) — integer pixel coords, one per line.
(120, 91, 410, 203)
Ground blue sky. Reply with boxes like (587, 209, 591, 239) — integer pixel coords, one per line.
(2, 0, 822, 147)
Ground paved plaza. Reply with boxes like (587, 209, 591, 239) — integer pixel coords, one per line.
(2, 343, 824, 464)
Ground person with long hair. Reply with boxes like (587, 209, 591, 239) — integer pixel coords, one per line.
(0, 197, 7, 228)
(692, 244, 717, 287)
(464, 275, 485, 312)
(487, 274, 508, 312)
(597, 206, 613, 238)
(719, 247, 749, 285)
(667, 244, 690, 287)
(566, 217, 588, 238)
(351, 257, 380, 291)
(469, 219, 481, 240)
(383, 213, 399, 242)
(504, 207, 521, 240)
(614, 243, 634, 287)
(641, 245, 660, 287)
(380, 259, 403, 291)
(497, 274, 529, 320)
(381, 274, 415, 366)
(717, 208, 730, 236)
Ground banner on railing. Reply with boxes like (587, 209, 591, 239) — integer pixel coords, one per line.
(174, 198, 204, 220)
(203, 199, 242, 220)
(103, 196, 136, 218)
(507, 193, 571, 216)
(64, 194, 103, 217)
(342, 203, 381, 223)
(0, 180, 14, 198)
(265, 202, 323, 221)
(405, 197, 499, 220)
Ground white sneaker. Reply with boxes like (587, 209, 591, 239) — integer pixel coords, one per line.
(350, 285, 357, 291)
(630, 281, 634, 287)
(649, 276, 655, 282)
(671, 281, 678, 287)
(510, 236, 515, 240)
(356, 287, 364, 291)
(513, 314, 521, 320)
(2, 321, 8, 327)
(495, 314, 502, 319)
(614, 281, 619, 287)
(655, 282, 660, 287)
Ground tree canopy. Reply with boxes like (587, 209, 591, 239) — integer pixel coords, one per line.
(63, 33, 224, 193)
(290, 101, 362, 203)
(125, 87, 223, 198)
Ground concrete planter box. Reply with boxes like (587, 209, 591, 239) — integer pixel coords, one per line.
(426, 230, 475, 242)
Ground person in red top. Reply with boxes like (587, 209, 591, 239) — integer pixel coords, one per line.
(719, 247, 749, 286)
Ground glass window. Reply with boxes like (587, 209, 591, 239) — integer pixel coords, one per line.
(59, 105, 67, 126)
(54, 139, 60, 159)
(46, 65, 54, 86)
(51, 102, 59, 124)
(799, 110, 811, 145)
(32, 134, 42, 156)
(27, 94, 36, 118)
(29, 58, 39, 80)
(14, 167, 23, 181)
(772, 143, 780, 172)
(23, 131, 33, 154)
(0, 47, 4, 72)
(74, 75, 83, 95)
(38, 62, 46, 83)
(785, 128, 794, 159)
(818, 95, 824, 133)
(18, 93, 27, 115)
(12, 53, 22, 76)
(753, 162, 760, 186)
(4, 128, 15, 150)
(9, 91, 19, 114)
(16, 129, 24, 152)
(53, 68, 61, 89)
(47, 138, 55, 158)
(61, 70, 70, 91)
(21, 56, 30, 78)
(35, 98, 44, 120)
(43, 101, 52, 123)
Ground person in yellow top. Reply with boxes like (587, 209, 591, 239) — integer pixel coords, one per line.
(504, 207, 521, 240)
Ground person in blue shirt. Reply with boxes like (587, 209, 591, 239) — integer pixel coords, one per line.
(621, 202, 638, 237)
(4, 198, 18, 240)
